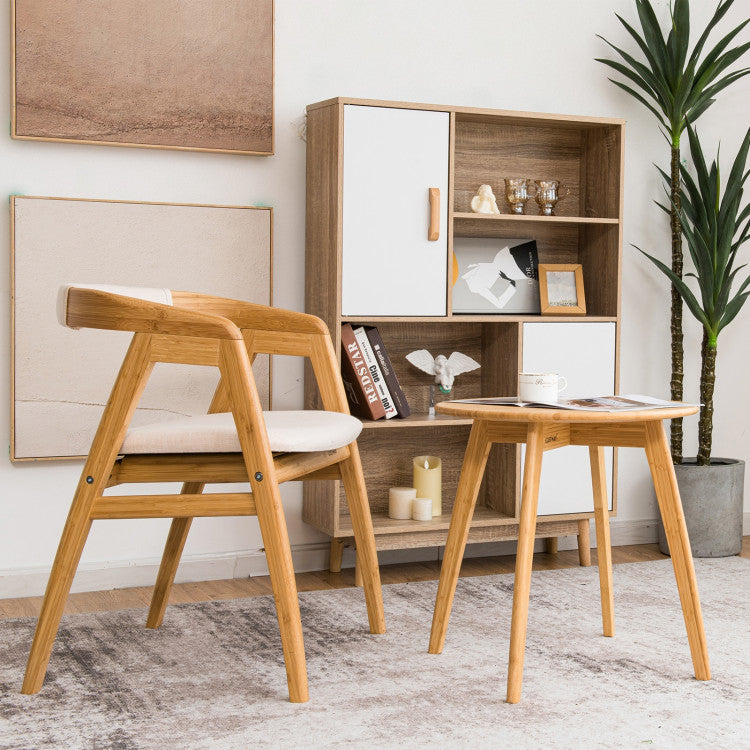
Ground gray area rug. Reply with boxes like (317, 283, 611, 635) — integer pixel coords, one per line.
(1, 557, 748, 749)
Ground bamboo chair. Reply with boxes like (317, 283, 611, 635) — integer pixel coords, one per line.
(22, 284, 385, 703)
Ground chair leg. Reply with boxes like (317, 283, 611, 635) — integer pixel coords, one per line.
(339, 443, 385, 633)
(22, 489, 95, 694)
(220, 337, 307, 701)
(253, 480, 309, 703)
(23, 332, 154, 694)
(589, 446, 614, 637)
(644, 421, 711, 681)
(147, 378, 229, 626)
(146, 517, 193, 628)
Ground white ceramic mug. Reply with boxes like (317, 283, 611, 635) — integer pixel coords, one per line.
(518, 372, 567, 402)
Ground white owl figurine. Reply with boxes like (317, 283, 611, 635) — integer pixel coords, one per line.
(406, 350, 481, 394)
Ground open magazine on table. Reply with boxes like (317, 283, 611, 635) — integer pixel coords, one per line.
(451, 394, 696, 412)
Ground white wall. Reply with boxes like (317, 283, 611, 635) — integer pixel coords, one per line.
(2, 0, 749, 596)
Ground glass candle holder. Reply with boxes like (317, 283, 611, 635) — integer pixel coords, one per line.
(533, 179, 570, 216)
(504, 177, 532, 215)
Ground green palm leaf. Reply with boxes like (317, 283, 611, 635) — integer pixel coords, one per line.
(688, 0, 735, 65)
(718, 289, 750, 332)
(683, 96, 716, 127)
(670, 0, 691, 74)
(715, 263, 746, 312)
(718, 128, 750, 220)
(596, 37, 674, 105)
(612, 13, 667, 78)
(596, 52, 664, 103)
(636, 0, 671, 80)
(604, 79, 669, 129)
(637, 245, 711, 328)
(693, 25, 750, 83)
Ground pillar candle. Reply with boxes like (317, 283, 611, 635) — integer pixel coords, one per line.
(388, 486, 417, 520)
(411, 497, 433, 521)
(413, 455, 442, 516)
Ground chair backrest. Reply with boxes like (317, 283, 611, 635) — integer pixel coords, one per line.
(57, 283, 173, 328)
(57, 283, 349, 416)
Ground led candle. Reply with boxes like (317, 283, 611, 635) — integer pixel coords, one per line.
(413, 455, 442, 516)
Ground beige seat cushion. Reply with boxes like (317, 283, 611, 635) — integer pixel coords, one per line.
(120, 411, 362, 454)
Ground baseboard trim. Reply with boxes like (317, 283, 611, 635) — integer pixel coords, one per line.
(0, 543, 331, 599)
(2, 513, 747, 599)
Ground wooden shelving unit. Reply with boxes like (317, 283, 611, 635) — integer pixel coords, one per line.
(304, 97, 624, 562)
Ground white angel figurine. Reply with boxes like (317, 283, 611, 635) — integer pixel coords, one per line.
(470, 184, 500, 215)
(406, 350, 481, 394)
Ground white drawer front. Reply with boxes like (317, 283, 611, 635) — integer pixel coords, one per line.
(521, 322, 616, 515)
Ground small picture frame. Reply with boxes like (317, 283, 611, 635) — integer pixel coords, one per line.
(538, 264, 586, 315)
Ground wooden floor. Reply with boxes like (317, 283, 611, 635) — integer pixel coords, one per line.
(2, 537, 748, 620)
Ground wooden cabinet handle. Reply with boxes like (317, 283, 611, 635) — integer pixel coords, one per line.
(428, 187, 440, 241)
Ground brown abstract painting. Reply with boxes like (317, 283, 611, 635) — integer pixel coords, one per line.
(12, 0, 274, 154)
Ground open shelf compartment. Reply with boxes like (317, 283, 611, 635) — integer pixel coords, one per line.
(335, 425, 517, 531)
(453, 112, 622, 221)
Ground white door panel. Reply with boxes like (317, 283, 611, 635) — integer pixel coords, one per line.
(342, 105, 450, 316)
(521, 322, 616, 515)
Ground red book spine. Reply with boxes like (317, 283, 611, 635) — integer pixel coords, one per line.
(340, 323, 386, 420)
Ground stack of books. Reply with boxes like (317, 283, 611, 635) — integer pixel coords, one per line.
(340, 323, 411, 421)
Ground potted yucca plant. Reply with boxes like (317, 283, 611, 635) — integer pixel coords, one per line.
(639, 123, 750, 556)
(597, 0, 750, 464)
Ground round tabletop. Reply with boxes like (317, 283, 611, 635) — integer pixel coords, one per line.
(436, 400, 698, 423)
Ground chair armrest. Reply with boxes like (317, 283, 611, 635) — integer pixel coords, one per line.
(65, 288, 242, 340)
(171, 291, 348, 412)
(171, 291, 328, 335)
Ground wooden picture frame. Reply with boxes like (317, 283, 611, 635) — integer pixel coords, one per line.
(538, 263, 586, 315)
(11, 0, 274, 155)
(11, 196, 273, 461)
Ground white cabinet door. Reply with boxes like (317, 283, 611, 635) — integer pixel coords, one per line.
(342, 105, 450, 316)
(521, 322, 616, 515)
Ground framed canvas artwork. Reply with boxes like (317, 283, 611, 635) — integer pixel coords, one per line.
(452, 237, 540, 314)
(11, 196, 273, 460)
(12, 0, 274, 154)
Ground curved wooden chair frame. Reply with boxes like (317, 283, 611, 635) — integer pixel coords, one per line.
(22, 288, 385, 702)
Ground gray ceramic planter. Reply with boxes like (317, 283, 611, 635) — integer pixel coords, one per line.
(658, 458, 745, 557)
